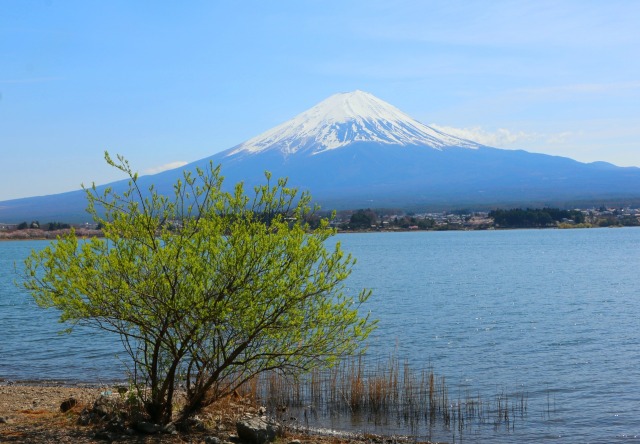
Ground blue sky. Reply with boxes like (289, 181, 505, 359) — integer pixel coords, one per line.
(1, 0, 639, 202)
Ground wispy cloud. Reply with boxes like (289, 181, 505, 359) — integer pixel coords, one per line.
(143, 161, 188, 175)
(546, 131, 575, 145)
(430, 124, 539, 147)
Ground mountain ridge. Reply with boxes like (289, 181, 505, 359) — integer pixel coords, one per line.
(2, 90, 640, 222)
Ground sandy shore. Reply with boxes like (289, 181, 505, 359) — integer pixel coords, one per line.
(0, 384, 110, 443)
(0, 384, 105, 415)
(0, 383, 240, 443)
(0, 383, 400, 444)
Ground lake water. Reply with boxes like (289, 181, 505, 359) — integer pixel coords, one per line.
(2, 229, 640, 442)
(0, 240, 128, 382)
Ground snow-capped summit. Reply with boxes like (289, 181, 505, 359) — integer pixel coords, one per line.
(228, 90, 480, 157)
(4, 89, 640, 223)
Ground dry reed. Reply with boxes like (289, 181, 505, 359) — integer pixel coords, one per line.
(238, 355, 527, 438)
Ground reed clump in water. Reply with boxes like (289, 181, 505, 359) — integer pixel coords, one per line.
(237, 356, 528, 437)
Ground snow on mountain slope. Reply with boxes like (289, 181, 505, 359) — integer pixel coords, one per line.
(227, 90, 481, 157)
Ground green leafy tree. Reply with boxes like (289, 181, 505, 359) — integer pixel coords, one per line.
(23, 153, 374, 425)
(349, 209, 378, 229)
(489, 207, 582, 228)
(417, 217, 435, 230)
(46, 221, 71, 231)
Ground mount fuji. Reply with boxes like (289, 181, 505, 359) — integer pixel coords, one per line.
(226, 90, 481, 156)
(3, 90, 640, 222)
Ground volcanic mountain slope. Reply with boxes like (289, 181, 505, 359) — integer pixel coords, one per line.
(2, 90, 640, 222)
(226, 90, 481, 156)
(184, 90, 640, 209)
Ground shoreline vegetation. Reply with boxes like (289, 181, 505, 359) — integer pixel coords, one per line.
(0, 356, 527, 443)
(0, 228, 103, 241)
(332, 206, 640, 232)
(2, 206, 640, 241)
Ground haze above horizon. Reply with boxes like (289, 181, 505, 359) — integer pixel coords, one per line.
(1, 1, 639, 202)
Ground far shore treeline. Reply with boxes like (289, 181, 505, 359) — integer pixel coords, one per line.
(338, 206, 639, 231)
(2, 206, 639, 240)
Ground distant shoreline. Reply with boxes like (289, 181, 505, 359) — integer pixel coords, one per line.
(1, 223, 636, 242)
(0, 228, 103, 241)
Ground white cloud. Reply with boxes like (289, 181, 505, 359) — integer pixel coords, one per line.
(143, 161, 188, 175)
(546, 131, 574, 145)
(430, 124, 539, 147)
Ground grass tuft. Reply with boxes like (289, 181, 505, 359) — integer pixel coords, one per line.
(238, 356, 528, 438)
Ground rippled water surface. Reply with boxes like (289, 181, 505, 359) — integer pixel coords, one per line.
(336, 229, 640, 442)
(0, 240, 127, 382)
(2, 229, 640, 442)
